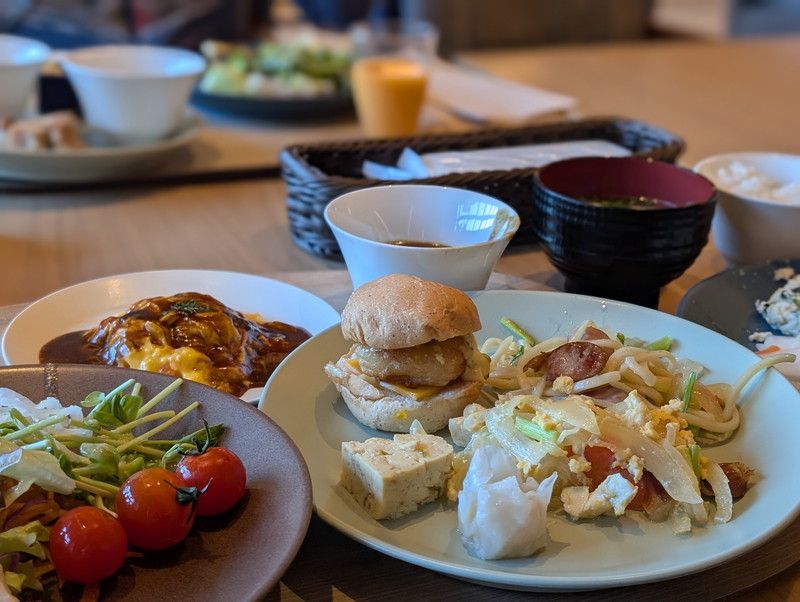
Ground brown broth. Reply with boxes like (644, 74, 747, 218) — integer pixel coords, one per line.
(386, 239, 450, 248)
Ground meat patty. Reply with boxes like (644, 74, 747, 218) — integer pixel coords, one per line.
(353, 336, 468, 387)
(526, 342, 612, 382)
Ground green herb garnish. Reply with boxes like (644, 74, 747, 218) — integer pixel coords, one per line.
(169, 299, 213, 315)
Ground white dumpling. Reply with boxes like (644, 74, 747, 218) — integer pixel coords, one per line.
(457, 444, 557, 560)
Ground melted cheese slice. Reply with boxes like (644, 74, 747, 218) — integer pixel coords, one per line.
(380, 381, 443, 400)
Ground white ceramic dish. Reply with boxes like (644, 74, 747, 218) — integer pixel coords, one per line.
(260, 290, 800, 591)
(61, 45, 205, 142)
(324, 185, 520, 290)
(2, 269, 340, 401)
(0, 116, 198, 182)
(0, 34, 50, 118)
(694, 152, 800, 265)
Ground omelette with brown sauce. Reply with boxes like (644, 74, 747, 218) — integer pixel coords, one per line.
(39, 293, 310, 396)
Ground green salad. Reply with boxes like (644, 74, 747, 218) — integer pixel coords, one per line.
(198, 39, 351, 98)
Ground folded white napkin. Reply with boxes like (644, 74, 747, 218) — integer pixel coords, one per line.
(362, 140, 631, 180)
(426, 60, 576, 125)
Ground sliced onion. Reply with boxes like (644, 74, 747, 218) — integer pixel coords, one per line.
(598, 416, 702, 504)
(573, 371, 621, 394)
(706, 461, 733, 523)
(484, 406, 563, 466)
(528, 395, 600, 435)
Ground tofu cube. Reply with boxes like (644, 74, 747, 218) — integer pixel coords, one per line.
(341, 434, 454, 520)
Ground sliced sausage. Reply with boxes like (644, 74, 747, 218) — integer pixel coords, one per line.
(719, 462, 753, 499)
(543, 342, 612, 381)
(582, 326, 611, 341)
(584, 384, 628, 406)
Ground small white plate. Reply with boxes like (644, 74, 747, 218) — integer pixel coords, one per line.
(259, 290, 800, 591)
(2, 269, 340, 376)
(0, 117, 199, 182)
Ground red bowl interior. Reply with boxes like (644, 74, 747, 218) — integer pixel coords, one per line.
(538, 157, 715, 208)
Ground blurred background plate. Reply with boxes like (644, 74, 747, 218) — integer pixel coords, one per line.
(0, 117, 199, 183)
(678, 259, 800, 348)
(0, 364, 312, 601)
(191, 89, 354, 122)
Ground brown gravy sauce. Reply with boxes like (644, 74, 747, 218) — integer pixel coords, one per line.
(39, 330, 102, 364)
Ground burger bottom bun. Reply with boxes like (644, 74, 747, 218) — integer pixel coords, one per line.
(324, 359, 483, 433)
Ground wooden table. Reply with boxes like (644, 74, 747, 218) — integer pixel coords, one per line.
(2, 37, 800, 599)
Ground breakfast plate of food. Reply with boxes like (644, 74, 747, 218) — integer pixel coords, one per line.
(1, 270, 340, 400)
(679, 259, 800, 385)
(191, 36, 353, 122)
(0, 363, 311, 601)
(0, 112, 199, 183)
(260, 275, 800, 591)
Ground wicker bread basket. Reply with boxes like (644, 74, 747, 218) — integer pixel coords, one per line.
(281, 117, 684, 260)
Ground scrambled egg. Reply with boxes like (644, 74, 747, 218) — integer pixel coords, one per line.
(123, 340, 215, 387)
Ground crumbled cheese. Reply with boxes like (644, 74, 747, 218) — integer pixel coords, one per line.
(643, 420, 659, 441)
(341, 433, 453, 520)
(568, 457, 592, 475)
(609, 391, 650, 429)
(627, 455, 644, 483)
(552, 376, 574, 395)
(616, 447, 632, 462)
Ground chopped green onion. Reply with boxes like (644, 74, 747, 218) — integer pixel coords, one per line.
(688, 444, 702, 478)
(117, 401, 199, 453)
(500, 317, 536, 346)
(514, 416, 557, 444)
(136, 378, 183, 418)
(110, 410, 176, 434)
(646, 336, 673, 351)
(682, 371, 698, 412)
(616, 332, 626, 345)
(510, 346, 525, 364)
(4, 413, 70, 441)
(103, 378, 136, 402)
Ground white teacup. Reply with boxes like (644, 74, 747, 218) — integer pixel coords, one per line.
(325, 184, 520, 290)
(0, 34, 50, 118)
(61, 45, 205, 142)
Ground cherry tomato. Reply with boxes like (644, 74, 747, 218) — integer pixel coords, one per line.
(115, 467, 196, 550)
(176, 447, 247, 516)
(49, 506, 128, 584)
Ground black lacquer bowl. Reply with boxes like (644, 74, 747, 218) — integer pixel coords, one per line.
(533, 157, 716, 307)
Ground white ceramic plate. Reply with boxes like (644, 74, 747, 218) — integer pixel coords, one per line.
(2, 269, 340, 385)
(259, 290, 800, 591)
(0, 117, 198, 182)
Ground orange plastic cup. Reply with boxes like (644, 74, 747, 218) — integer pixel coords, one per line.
(350, 57, 428, 138)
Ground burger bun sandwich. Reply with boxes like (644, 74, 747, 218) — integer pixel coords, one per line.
(324, 274, 489, 432)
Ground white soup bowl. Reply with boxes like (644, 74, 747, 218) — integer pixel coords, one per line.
(61, 45, 205, 142)
(0, 34, 50, 118)
(694, 152, 800, 265)
(324, 184, 520, 290)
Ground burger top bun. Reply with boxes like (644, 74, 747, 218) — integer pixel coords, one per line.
(341, 274, 481, 350)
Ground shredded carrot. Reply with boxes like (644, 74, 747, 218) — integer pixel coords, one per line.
(756, 345, 781, 356)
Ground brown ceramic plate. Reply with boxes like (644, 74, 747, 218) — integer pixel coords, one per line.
(0, 364, 312, 601)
